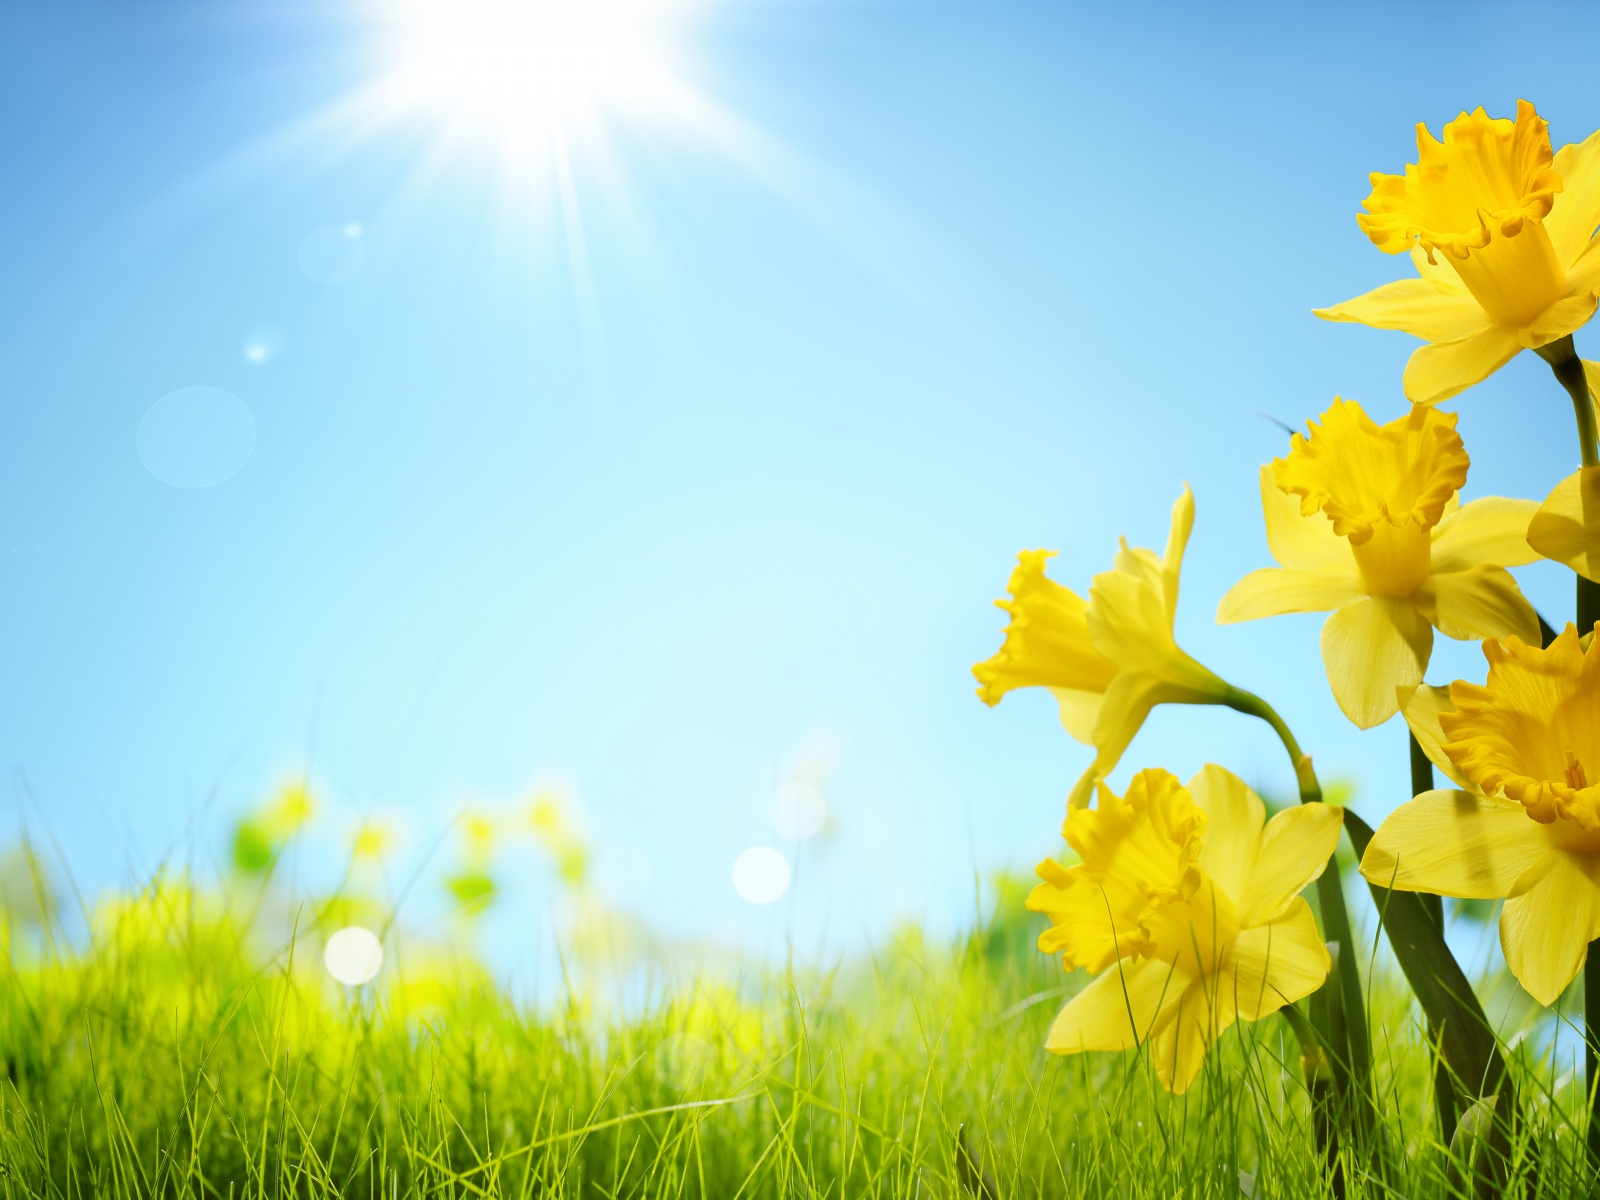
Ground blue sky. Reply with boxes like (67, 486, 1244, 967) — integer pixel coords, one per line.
(3, 0, 1599, 963)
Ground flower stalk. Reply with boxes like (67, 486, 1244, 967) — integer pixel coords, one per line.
(1218, 684, 1376, 1143)
(1539, 332, 1600, 1165)
(1408, 731, 1457, 1144)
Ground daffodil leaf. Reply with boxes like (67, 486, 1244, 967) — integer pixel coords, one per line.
(1343, 809, 1513, 1114)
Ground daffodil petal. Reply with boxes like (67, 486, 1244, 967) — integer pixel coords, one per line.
(1398, 684, 1475, 791)
(1163, 484, 1194, 589)
(1089, 675, 1203, 779)
(1548, 128, 1600, 266)
(1067, 764, 1098, 811)
(1430, 496, 1540, 572)
(1360, 790, 1549, 898)
(1043, 956, 1182, 1054)
(1415, 565, 1540, 643)
(1216, 567, 1366, 624)
(1500, 849, 1600, 1006)
(1089, 545, 1175, 674)
(1048, 688, 1104, 745)
(1402, 326, 1522, 406)
(1255, 463, 1350, 571)
(1525, 289, 1600, 348)
(1313, 276, 1494, 342)
(1085, 485, 1226, 722)
(1150, 978, 1232, 1095)
(1229, 898, 1331, 1021)
(1187, 764, 1263, 904)
(1238, 804, 1343, 925)
(1528, 467, 1600, 584)
(1320, 596, 1433, 728)
(1090, 485, 1203, 676)
(1561, 236, 1600, 300)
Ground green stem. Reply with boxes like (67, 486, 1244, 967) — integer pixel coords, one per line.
(1221, 684, 1374, 1142)
(1409, 731, 1457, 1145)
(1538, 334, 1599, 468)
(1540, 334, 1600, 1165)
(1538, 335, 1600, 633)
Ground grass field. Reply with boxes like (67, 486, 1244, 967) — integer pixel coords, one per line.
(0, 859, 1596, 1199)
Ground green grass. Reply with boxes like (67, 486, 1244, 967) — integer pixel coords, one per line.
(0, 864, 1595, 1198)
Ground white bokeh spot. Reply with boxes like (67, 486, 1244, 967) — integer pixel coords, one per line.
(137, 387, 256, 488)
(324, 926, 384, 985)
(769, 781, 827, 841)
(731, 845, 790, 905)
(241, 326, 285, 365)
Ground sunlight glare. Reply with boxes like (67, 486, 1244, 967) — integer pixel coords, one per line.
(382, 0, 691, 154)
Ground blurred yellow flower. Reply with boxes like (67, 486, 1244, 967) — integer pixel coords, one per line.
(351, 819, 395, 861)
(1028, 766, 1340, 1094)
(1219, 399, 1539, 728)
(1364, 627, 1600, 1005)
(530, 790, 566, 834)
(233, 777, 320, 873)
(463, 812, 497, 856)
(974, 487, 1229, 806)
(267, 780, 317, 831)
(527, 788, 591, 885)
(1317, 100, 1600, 404)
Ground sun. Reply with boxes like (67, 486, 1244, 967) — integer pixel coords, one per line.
(375, 0, 696, 159)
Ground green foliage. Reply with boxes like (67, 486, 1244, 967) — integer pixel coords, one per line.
(0, 870, 1593, 1198)
(231, 820, 275, 873)
(445, 869, 498, 911)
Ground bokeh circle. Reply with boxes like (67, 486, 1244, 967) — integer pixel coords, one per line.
(137, 387, 256, 488)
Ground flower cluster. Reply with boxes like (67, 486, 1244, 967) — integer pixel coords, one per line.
(977, 99, 1600, 1133)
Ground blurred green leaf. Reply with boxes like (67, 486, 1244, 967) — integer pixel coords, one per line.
(446, 870, 497, 912)
(232, 821, 274, 873)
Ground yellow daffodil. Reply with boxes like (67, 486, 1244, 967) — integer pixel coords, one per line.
(1316, 100, 1600, 405)
(974, 487, 1229, 807)
(1528, 360, 1600, 580)
(1365, 626, 1600, 1005)
(1218, 399, 1539, 729)
(1028, 765, 1341, 1093)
